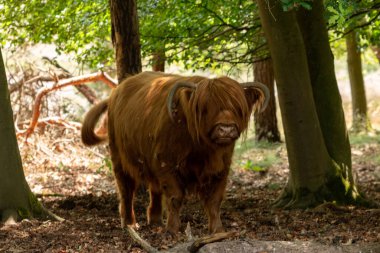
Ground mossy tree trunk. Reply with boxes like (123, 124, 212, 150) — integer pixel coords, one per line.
(257, 0, 367, 208)
(345, 31, 371, 132)
(109, 0, 142, 83)
(253, 58, 281, 143)
(0, 50, 61, 223)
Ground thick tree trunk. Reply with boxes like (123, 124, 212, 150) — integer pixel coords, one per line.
(345, 31, 371, 132)
(253, 58, 281, 142)
(295, 1, 367, 206)
(296, 2, 353, 169)
(109, 0, 142, 83)
(0, 50, 61, 223)
(257, 0, 367, 208)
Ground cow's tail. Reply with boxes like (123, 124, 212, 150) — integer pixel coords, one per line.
(81, 99, 109, 146)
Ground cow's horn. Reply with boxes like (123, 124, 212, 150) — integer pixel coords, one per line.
(167, 82, 197, 122)
(241, 82, 270, 113)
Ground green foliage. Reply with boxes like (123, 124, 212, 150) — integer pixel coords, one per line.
(243, 159, 266, 172)
(242, 153, 279, 171)
(0, 0, 113, 69)
(326, 0, 380, 48)
(138, 0, 266, 71)
(97, 157, 113, 173)
(17, 207, 30, 219)
(2, 0, 376, 73)
(280, 0, 312, 11)
(235, 137, 282, 172)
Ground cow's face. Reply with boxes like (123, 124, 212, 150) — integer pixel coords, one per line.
(189, 79, 251, 147)
(167, 77, 269, 147)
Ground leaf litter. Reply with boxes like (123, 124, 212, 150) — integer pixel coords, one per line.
(0, 125, 379, 252)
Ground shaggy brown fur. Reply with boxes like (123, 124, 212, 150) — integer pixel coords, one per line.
(81, 71, 267, 234)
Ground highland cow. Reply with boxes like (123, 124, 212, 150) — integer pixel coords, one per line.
(81, 71, 269, 234)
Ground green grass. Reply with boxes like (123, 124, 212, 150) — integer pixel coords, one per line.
(349, 132, 380, 145)
(234, 137, 283, 171)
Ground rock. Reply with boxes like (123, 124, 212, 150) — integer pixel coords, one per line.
(165, 239, 380, 253)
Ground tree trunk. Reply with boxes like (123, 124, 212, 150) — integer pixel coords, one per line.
(296, 2, 353, 170)
(253, 58, 281, 142)
(109, 0, 142, 83)
(345, 31, 371, 132)
(152, 49, 166, 72)
(256, 0, 367, 208)
(0, 50, 61, 223)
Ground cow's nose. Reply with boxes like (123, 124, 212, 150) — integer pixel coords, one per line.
(217, 124, 238, 139)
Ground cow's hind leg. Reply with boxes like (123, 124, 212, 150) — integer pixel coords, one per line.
(148, 180, 163, 225)
(200, 173, 228, 234)
(114, 165, 137, 228)
(110, 145, 137, 228)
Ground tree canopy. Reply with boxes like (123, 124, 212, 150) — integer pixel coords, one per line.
(1, 0, 379, 71)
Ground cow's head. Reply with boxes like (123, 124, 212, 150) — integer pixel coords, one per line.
(167, 77, 269, 146)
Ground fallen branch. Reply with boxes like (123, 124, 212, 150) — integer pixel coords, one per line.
(17, 117, 82, 133)
(17, 71, 117, 140)
(124, 223, 238, 253)
(124, 226, 159, 253)
(187, 231, 238, 253)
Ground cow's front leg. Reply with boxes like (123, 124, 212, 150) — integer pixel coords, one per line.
(148, 180, 163, 225)
(159, 176, 184, 234)
(200, 173, 228, 234)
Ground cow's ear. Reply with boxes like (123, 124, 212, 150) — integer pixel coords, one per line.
(167, 82, 196, 122)
(241, 82, 270, 113)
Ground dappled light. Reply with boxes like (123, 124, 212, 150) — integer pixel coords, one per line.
(1, 0, 379, 252)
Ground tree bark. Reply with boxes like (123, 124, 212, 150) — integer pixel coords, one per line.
(256, 0, 367, 208)
(253, 58, 281, 142)
(0, 49, 61, 223)
(345, 31, 371, 132)
(152, 49, 166, 72)
(296, 2, 353, 169)
(109, 0, 142, 83)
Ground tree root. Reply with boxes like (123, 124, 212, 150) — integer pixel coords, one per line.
(272, 181, 376, 209)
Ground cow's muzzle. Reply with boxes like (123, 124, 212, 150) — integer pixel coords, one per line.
(210, 123, 239, 145)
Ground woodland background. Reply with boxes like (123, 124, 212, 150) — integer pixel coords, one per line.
(0, 0, 379, 252)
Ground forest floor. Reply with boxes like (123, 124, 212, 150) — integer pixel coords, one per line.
(1, 108, 380, 252)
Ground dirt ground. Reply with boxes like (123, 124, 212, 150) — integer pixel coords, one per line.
(0, 121, 379, 253)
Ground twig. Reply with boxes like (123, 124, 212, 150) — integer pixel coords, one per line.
(35, 193, 65, 198)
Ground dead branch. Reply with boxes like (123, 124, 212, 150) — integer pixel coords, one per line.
(42, 57, 100, 104)
(17, 71, 117, 140)
(124, 222, 238, 253)
(17, 117, 82, 132)
(124, 226, 159, 253)
(187, 231, 238, 253)
(9, 73, 71, 94)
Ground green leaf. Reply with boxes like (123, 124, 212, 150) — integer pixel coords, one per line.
(300, 2, 312, 10)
